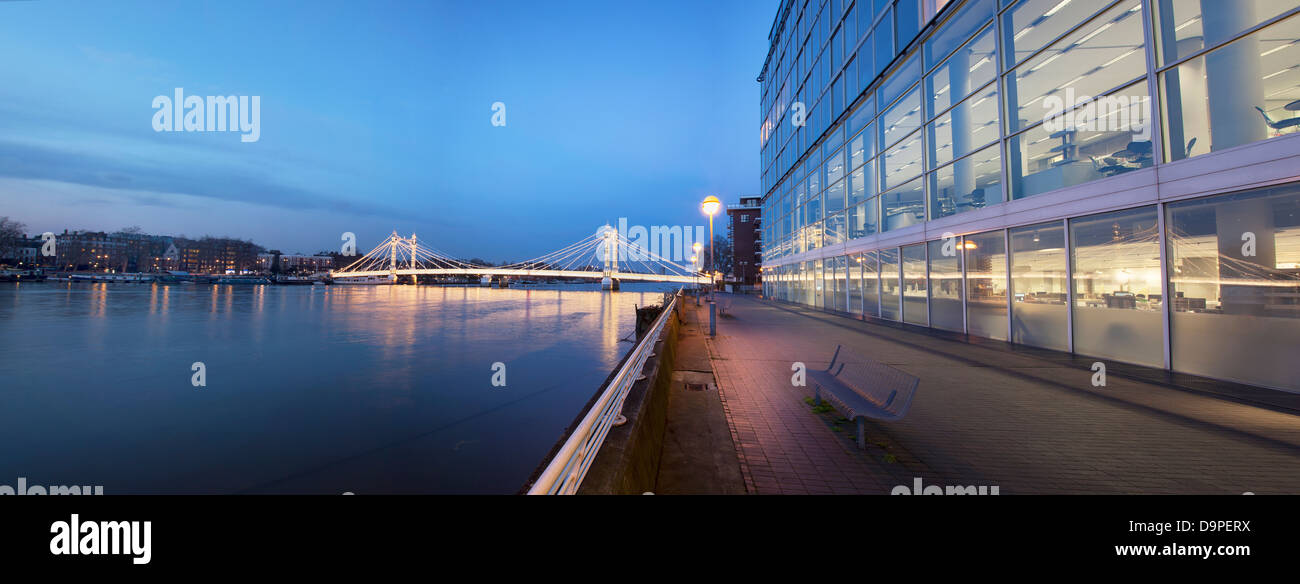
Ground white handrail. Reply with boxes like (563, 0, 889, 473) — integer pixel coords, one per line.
(527, 289, 681, 495)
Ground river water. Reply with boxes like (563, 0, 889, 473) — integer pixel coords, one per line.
(0, 281, 678, 494)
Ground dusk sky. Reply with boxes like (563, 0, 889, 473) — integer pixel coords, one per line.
(0, 0, 771, 261)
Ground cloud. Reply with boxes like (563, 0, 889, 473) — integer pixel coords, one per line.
(0, 137, 428, 222)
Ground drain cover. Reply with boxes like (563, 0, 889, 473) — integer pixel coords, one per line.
(684, 383, 707, 392)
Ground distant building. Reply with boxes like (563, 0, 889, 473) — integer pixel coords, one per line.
(176, 237, 262, 274)
(727, 196, 762, 285)
(257, 251, 336, 274)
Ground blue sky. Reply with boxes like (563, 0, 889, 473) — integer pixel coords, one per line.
(0, 0, 772, 261)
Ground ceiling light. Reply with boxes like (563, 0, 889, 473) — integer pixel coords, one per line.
(1043, 0, 1073, 17)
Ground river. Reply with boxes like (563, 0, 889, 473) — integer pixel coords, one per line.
(0, 281, 679, 494)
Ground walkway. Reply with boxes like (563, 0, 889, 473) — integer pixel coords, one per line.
(705, 295, 1300, 494)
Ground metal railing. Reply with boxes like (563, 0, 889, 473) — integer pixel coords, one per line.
(527, 288, 681, 495)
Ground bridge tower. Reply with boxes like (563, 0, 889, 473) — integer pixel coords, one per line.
(409, 233, 418, 285)
(388, 231, 398, 283)
(600, 224, 619, 291)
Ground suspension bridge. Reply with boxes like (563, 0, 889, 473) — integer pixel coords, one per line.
(330, 225, 704, 287)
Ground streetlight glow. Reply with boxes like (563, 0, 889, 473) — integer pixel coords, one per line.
(700, 196, 721, 286)
(700, 196, 721, 216)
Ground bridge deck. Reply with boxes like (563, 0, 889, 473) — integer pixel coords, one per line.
(330, 268, 701, 284)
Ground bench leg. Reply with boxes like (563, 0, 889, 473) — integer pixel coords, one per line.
(813, 387, 821, 406)
(856, 418, 865, 450)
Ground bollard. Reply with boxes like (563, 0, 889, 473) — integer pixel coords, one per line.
(708, 301, 716, 337)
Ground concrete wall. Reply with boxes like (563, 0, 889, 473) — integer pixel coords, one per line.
(577, 303, 682, 495)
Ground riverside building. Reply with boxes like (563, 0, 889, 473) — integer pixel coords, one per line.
(757, 0, 1300, 392)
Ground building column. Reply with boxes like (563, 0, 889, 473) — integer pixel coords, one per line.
(1201, 0, 1264, 152)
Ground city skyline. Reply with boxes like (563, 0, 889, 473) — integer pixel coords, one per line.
(0, 0, 772, 262)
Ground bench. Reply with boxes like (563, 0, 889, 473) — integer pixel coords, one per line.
(807, 345, 920, 449)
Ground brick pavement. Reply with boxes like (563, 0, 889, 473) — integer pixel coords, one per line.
(702, 296, 1300, 494)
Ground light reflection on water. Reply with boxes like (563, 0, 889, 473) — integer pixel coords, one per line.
(0, 281, 677, 494)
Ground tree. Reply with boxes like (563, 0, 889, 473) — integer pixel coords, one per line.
(0, 216, 28, 264)
(704, 234, 733, 276)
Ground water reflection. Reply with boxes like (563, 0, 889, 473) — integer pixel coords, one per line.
(0, 281, 677, 494)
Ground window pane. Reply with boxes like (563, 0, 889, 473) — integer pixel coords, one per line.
(930, 144, 1004, 220)
(848, 165, 871, 207)
(880, 247, 902, 320)
(880, 52, 922, 109)
(924, 0, 994, 70)
(1159, 13, 1300, 162)
(826, 177, 847, 214)
(881, 86, 922, 148)
(847, 196, 879, 239)
(882, 176, 926, 231)
(1071, 206, 1163, 367)
(863, 249, 881, 316)
(882, 130, 924, 190)
(1167, 184, 1300, 392)
(1002, 0, 1119, 69)
(1154, 0, 1300, 65)
(1008, 82, 1152, 200)
(825, 145, 846, 186)
(807, 190, 824, 224)
(850, 124, 874, 169)
(835, 256, 848, 312)
(903, 243, 929, 325)
(965, 229, 1008, 340)
(925, 24, 996, 119)
(929, 238, 964, 331)
(825, 210, 847, 245)
(875, 7, 896, 65)
(1010, 222, 1069, 350)
(1005, 1, 1147, 134)
(849, 252, 864, 315)
(859, 30, 879, 84)
(849, 97, 876, 137)
(814, 259, 825, 309)
(926, 83, 1000, 168)
(896, 0, 922, 47)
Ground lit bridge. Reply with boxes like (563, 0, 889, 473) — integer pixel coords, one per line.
(330, 226, 703, 287)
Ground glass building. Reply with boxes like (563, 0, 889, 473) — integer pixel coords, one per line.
(758, 0, 1300, 393)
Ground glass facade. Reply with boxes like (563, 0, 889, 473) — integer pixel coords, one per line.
(759, 0, 1300, 393)
(1070, 206, 1163, 368)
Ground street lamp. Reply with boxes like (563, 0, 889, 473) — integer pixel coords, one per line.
(701, 196, 720, 285)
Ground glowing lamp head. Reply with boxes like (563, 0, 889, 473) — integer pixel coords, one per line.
(701, 196, 721, 216)
(693, 242, 703, 253)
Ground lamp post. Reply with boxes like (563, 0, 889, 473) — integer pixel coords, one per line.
(701, 196, 720, 287)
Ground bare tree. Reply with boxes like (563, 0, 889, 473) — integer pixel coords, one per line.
(0, 216, 28, 263)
